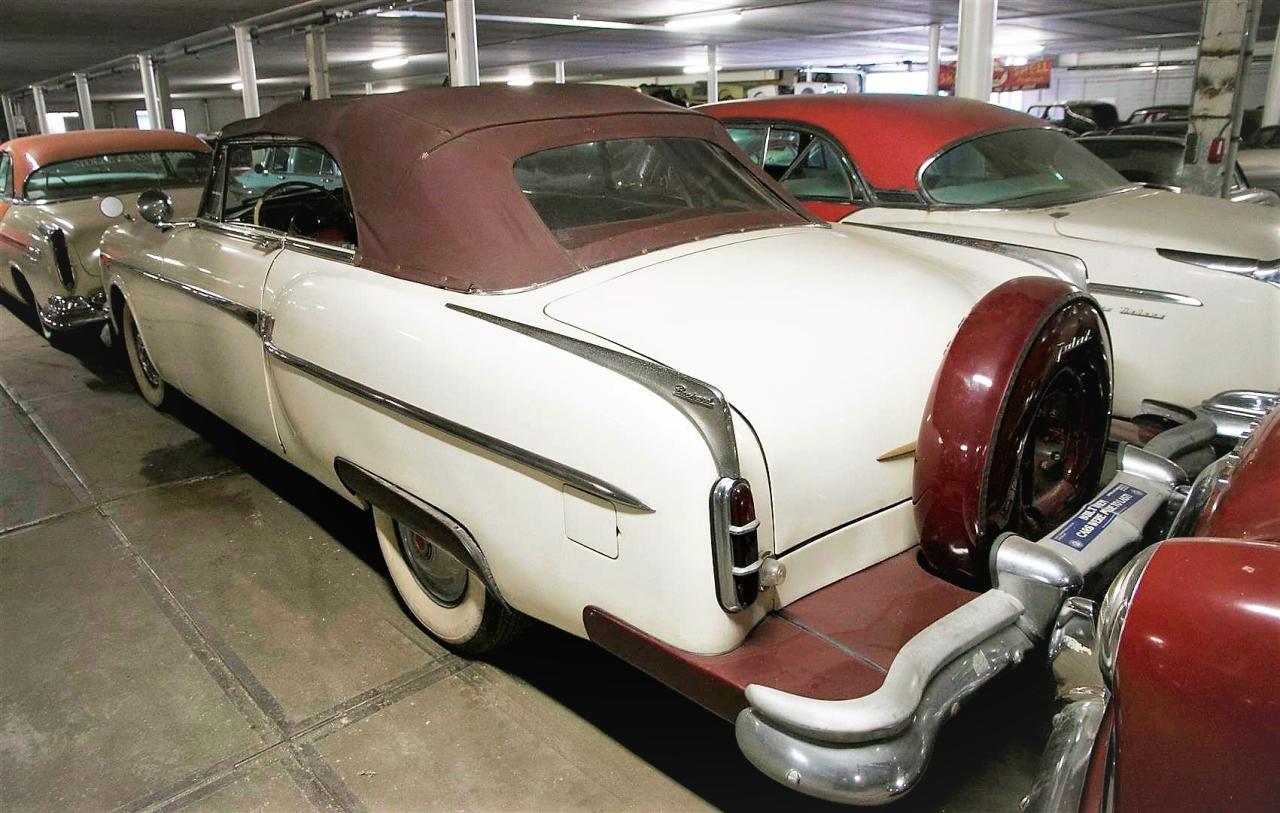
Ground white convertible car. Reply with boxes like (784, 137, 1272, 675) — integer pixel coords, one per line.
(99, 86, 1209, 804)
(705, 94, 1280, 418)
(0, 129, 209, 339)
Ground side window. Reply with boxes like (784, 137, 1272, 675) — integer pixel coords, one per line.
(265, 147, 290, 174)
(726, 126, 767, 166)
(762, 128, 802, 178)
(779, 135, 859, 201)
(0, 151, 12, 199)
(222, 141, 355, 247)
(199, 146, 228, 220)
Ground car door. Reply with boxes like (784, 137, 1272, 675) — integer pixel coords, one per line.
(131, 138, 288, 451)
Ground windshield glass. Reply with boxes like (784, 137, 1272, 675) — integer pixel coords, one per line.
(25, 150, 210, 201)
(514, 137, 796, 250)
(1076, 138, 1183, 187)
(921, 128, 1129, 208)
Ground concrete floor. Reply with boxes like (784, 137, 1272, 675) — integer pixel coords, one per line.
(0, 296, 1055, 813)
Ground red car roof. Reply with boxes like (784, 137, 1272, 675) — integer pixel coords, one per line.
(702, 94, 1044, 192)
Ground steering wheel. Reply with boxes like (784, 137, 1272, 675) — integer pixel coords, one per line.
(252, 180, 338, 226)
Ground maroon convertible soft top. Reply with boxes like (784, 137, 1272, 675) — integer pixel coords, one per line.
(221, 85, 815, 292)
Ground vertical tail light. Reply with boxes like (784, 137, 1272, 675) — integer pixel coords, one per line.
(710, 477, 762, 611)
(47, 228, 75, 290)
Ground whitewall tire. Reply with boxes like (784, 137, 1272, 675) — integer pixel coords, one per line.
(121, 300, 169, 409)
(373, 506, 524, 655)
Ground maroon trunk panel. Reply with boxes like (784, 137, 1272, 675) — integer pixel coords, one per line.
(584, 548, 978, 721)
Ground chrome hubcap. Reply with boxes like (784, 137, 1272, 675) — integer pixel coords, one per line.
(395, 521, 468, 607)
(130, 318, 161, 387)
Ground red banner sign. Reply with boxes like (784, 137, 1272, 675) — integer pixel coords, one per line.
(938, 57, 1053, 93)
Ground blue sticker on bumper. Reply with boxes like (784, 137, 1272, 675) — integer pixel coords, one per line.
(1050, 483, 1148, 551)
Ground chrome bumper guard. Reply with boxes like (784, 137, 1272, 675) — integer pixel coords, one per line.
(735, 390, 1276, 806)
(40, 290, 107, 332)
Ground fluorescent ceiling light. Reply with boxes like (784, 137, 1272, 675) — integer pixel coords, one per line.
(376, 10, 658, 31)
(996, 43, 1044, 58)
(666, 10, 743, 30)
(230, 81, 243, 90)
(507, 71, 534, 86)
(683, 64, 722, 74)
(372, 56, 409, 70)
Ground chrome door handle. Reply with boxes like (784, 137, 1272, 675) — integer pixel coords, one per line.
(249, 234, 284, 252)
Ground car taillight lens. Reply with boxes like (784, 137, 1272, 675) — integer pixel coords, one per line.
(47, 228, 75, 290)
(711, 477, 762, 612)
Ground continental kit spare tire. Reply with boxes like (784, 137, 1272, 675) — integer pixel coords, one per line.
(913, 277, 1112, 584)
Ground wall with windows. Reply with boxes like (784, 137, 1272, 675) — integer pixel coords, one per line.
(856, 60, 1273, 120)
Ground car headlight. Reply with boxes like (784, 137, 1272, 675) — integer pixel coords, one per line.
(1157, 248, 1280, 285)
(1095, 543, 1161, 687)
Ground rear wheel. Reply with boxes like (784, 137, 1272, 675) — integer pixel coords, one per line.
(121, 300, 169, 409)
(914, 277, 1112, 584)
(373, 507, 524, 655)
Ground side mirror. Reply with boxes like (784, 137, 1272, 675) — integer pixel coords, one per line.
(253, 162, 266, 174)
(137, 189, 174, 227)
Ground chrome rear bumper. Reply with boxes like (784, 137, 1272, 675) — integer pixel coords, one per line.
(734, 390, 1275, 806)
(40, 291, 108, 332)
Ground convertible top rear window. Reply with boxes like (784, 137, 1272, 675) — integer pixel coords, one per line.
(515, 138, 794, 250)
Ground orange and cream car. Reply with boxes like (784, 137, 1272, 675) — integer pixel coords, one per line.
(0, 129, 209, 339)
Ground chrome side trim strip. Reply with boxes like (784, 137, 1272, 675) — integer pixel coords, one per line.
(1087, 282, 1203, 307)
(263, 341, 651, 512)
(333, 457, 509, 607)
(108, 258, 261, 328)
(851, 223, 1088, 286)
(447, 304, 741, 479)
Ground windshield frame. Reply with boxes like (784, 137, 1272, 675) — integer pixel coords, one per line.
(21, 149, 211, 205)
(916, 125, 1138, 211)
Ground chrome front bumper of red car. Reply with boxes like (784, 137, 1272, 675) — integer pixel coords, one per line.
(735, 391, 1277, 807)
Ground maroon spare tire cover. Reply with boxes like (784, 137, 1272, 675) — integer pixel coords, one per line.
(914, 277, 1112, 584)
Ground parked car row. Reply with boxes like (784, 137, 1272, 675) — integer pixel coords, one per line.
(1, 85, 1276, 809)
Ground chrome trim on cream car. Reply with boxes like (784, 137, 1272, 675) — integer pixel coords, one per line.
(1086, 282, 1203, 307)
(262, 341, 652, 512)
(850, 222, 1089, 287)
(106, 256, 261, 329)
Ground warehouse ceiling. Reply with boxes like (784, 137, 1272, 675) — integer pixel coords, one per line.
(4, 0, 1279, 102)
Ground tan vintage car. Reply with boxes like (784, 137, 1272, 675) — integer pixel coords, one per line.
(0, 129, 209, 339)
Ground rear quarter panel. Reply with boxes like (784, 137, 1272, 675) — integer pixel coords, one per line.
(261, 252, 771, 654)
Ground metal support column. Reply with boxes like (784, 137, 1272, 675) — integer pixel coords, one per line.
(926, 23, 942, 95)
(234, 25, 261, 117)
(154, 63, 174, 129)
(73, 73, 95, 130)
(445, 0, 480, 87)
(555, 60, 566, 84)
(306, 26, 331, 100)
(1262, 29, 1280, 127)
(706, 44, 719, 102)
(30, 85, 48, 134)
(1184, 0, 1261, 197)
(137, 54, 161, 129)
(955, 0, 997, 101)
(2, 95, 19, 140)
